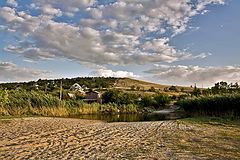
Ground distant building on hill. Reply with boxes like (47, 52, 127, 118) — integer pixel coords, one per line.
(84, 91, 102, 103)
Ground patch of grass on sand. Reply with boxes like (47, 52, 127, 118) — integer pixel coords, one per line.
(182, 116, 240, 127)
(164, 117, 240, 159)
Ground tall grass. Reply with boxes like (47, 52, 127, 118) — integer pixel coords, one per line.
(0, 90, 140, 117)
(177, 94, 240, 118)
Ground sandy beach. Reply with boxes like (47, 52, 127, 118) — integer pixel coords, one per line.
(0, 117, 239, 160)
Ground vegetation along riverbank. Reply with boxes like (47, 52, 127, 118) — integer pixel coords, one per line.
(0, 78, 240, 119)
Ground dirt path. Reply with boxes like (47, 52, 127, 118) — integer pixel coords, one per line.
(0, 117, 239, 159)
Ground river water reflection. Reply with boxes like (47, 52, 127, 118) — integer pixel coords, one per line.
(76, 110, 186, 122)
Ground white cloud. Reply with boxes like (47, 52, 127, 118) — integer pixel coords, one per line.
(6, 0, 18, 7)
(196, 0, 225, 11)
(0, 7, 23, 22)
(4, 45, 56, 60)
(91, 69, 140, 78)
(41, 4, 63, 17)
(145, 65, 240, 87)
(0, 61, 55, 82)
(0, 1, 225, 66)
(31, 0, 95, 17)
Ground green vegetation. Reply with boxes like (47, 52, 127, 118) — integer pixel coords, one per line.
(171, 118, 240, 160)
(102, 89, 139, 105)
(0, 87, 174, 117)
(177, 94, 240, 118)
(0, 77, 119, 91)
(175, 81, 240, 119)
(102, 89, 171, 109)
(1, 77, 240, 119)
(0, 90, 140, 117)
(182, 117, 240, 126)
(139, 96, 156, 107)
(154, 94, 171, 107)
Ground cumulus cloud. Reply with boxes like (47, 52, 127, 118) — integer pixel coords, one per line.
(0, 7, 23, 22)
(6, 0, 18, 7)
(31, 0, 95, 17)
(41, 4, 63, 17)
(145, 65, 240, 87)
(0, 61, 55, 82)
(91, 69, 140, 78)
(0, 0, 225, 67)
(4, 45, 56, 60)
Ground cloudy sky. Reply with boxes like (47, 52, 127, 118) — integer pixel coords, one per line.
(0, 0, 239, 87)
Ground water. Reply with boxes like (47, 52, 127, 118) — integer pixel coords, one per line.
(76, 110, 186, 122)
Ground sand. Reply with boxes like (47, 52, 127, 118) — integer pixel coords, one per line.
(0, 117, 239, 160)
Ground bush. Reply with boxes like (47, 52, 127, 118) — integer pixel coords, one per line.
(102, 89, 121, 104)
(154, 94, 171, 107)
(102, 89, 138, 105)
(140, 96, 156, 107)
(169, 86, 178, 92)
(149, 86, 156, 92)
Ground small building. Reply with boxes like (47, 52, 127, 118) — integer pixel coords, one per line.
(82, 85, 88, 90)
(84, 91, 102, 103)
(70, 83, 84, 92)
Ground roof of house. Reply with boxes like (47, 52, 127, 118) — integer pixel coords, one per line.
(70, 83, 83, 91)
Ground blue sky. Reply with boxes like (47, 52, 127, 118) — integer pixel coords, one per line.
(0, 0, 239, 87)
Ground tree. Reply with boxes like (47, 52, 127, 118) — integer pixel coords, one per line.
(169, 86, 178, 92)
(102, 89, 138, 105)
(180, 87, 185, 92)
(235, 82, 239, 89)
(140, 96, 156, 107)
(102, 89, 121, 104)
(192, 85, 201, 97)
(149, 86, 156, 92)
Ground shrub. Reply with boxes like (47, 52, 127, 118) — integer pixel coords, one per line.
(169, 86, 178, 92)
(154, 94, 171, 107)
(149, 86, 156, 92)
(102, 89, 138, 105)
(102, 89, 122, 104)
(140, 96, 156, 107)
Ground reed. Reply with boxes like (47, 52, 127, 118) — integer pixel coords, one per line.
(0, 90, 141, 117)
(177, 94, 240, 118)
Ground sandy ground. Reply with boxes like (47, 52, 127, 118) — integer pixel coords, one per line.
(0, 117, 239, 160)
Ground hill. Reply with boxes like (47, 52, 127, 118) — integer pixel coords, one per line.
(115, 78, 192, 93)
(115, 78, 168, 90)
(0, 77, 192, 94)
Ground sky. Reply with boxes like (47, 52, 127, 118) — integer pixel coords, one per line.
(0, 0, 239, 87)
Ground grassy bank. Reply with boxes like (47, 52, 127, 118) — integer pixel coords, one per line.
(0, 90, 140, 117)
(177, 94, 240, 118)
(182, 117, 240, 126)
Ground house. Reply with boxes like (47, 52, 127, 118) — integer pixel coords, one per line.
(70, 83, 84, 93)
(84, 91, 102, 103)
(82, 85, 88, 90)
